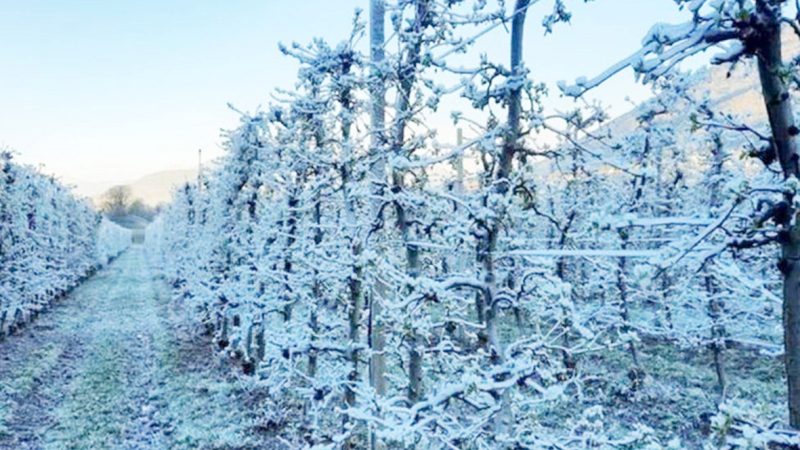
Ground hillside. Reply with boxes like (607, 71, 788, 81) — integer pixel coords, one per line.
(607, 29, 800, 136)
(123, 169, 198, 206)
(83, 169, 198, 208)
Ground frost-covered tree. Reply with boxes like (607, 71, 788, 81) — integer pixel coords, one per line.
(149, 0, 800, 447)
(0, 151, 130, 339)
(561, 0, 800, 437)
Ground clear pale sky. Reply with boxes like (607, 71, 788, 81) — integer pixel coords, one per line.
(0, 0, 688, 193)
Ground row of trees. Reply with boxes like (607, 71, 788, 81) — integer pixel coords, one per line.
(150, 0, 800, 447)
(0, 151, 131, 339)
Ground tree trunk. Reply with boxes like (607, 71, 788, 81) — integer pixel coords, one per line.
(309, 199, 322, 379)
(282, 192, 299, 322)
(496, 0, 530, 183)
(476, 0, 530, 434)
(706, 134, 727, 399)
(309, 117, 326, 380)
(481, 0, 530, 347)
(331, 54, 369, 450)
(754, 0, 800, 428)
(617, 237, 640, 367)
(453, 128, 465, 194)
(368, 0, 388, 408)
(782, 236, 800, 428)
(388, 0, 428, 405)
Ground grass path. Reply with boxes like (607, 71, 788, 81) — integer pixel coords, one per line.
(0, 246, 280, 450)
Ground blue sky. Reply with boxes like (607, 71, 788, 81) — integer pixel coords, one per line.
(0, 0, 688, 193)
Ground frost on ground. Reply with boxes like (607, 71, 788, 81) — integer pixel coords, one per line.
(0, 246, 283, 450)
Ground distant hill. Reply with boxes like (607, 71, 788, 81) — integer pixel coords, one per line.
(125, 169, 198, 206)
(607, 29, 800, 136)
(85, 169, 198, 208)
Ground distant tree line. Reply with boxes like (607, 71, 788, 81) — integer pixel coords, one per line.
(100, 185, 158, 226)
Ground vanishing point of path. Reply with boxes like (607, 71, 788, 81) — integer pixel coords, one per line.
(0, 246, 282, 450)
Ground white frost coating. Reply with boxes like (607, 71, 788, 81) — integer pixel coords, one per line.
(559, 0, 748, 97)
(0, 247, 278, 449)
(711, 41, 745, 64)
(142, 0, 791, 447)
(95, 218, 133, 265)
(0, 153, 131, 338)
(502, 248, 661, 258)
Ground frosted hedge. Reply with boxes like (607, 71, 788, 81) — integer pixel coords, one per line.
(0, 152, 131, 338)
